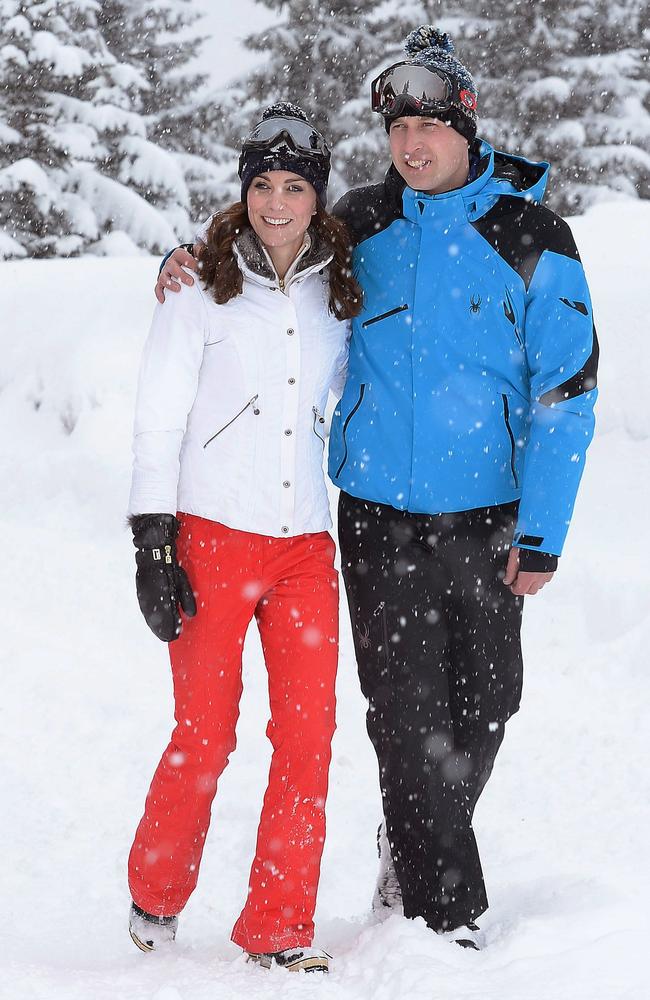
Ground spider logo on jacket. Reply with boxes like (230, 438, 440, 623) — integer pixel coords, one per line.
(356, 622, 371, 650)
(470, 294, 482, 314)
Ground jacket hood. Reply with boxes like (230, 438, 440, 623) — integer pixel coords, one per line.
(470, 139, 549, 211)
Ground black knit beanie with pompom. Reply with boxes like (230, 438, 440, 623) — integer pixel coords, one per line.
(239, 103, 330, 205)
(385, 26, 478, 141)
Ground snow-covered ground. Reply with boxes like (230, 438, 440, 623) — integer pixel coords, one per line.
(1, 201, 648, 1000)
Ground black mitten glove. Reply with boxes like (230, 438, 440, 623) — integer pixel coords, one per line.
(131, 514, 197, 642)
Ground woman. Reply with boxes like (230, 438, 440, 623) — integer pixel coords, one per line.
(127, 103, 361, 973)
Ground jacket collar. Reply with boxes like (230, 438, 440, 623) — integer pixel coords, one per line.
(386, 139, 549, 229)
(384, 164, 408, 214)
(233, 226, 333, 291)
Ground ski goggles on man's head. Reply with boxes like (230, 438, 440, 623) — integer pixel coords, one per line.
(371, 62, 476, 119)
(240, 116, 331, 164)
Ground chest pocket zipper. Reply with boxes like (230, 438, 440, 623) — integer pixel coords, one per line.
(362, 304, 409, 328)
(204, 394, 260, 448)
(335, 383, 366, 478)
(312, 406, 326, 445)
(503, 289, 524, 348)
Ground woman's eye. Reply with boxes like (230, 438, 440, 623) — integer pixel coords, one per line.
(288, 185, 304, 193)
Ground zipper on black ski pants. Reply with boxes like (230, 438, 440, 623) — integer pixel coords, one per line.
(337, 491, 524, 933)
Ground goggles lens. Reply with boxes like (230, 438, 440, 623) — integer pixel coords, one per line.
(244, 116, 330, 159)
(371, 63, 454, 116)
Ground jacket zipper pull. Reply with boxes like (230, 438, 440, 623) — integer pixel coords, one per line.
(312, 406, 326, 444)
(164, 544, 173, 564)
(204, 393, 261, 449)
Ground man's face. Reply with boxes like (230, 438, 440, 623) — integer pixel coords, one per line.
(389, 116, 470, 195)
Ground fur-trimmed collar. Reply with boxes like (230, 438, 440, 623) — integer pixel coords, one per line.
(234, 225, 333, 286)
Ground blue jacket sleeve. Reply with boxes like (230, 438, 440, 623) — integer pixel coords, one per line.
(515, 235, 598, 557)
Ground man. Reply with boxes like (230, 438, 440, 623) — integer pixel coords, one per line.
(156, 25, 598, 947)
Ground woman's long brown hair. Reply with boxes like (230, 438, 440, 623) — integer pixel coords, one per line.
(197, 201, 362, 320)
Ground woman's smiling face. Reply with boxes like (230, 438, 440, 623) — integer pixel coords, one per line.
(246, 171, 317, 253)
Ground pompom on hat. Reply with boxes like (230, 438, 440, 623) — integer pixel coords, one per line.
(263, 101, 308, 121)
(238, 103, 331, 206)
(381, 25, 479, 142)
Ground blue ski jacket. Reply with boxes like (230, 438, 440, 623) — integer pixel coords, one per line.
(329, 141, 598, 558)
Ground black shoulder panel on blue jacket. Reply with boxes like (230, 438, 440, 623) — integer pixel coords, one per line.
(471, 197, 581, 291)
(474, 197, 599, 406)
(332, 166, 406, 248)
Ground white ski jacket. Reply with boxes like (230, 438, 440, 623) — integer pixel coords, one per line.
(129, 228, 350, 537)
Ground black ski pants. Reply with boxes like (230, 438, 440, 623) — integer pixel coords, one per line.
(338, 492, 524, 932)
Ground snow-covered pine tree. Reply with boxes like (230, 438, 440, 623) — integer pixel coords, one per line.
(0, 0, 110, 257)
(96, 0, 241, 223)
(98, 0, 205, 122)
(0, 0, 182, 257)
(230, 0, 650, 213)
(0, 0, 223, 258)
(89, 1, 207, 240)
(202, 0, 391, 202)
(443, 0, 650, 213)
(226, 0, 488, 197)
(179, 74, 257, 216)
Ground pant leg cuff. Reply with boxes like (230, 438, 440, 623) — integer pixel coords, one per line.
(231, 925, 314, 953)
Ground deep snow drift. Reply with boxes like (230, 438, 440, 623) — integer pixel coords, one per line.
(1, 201, 648, 1000)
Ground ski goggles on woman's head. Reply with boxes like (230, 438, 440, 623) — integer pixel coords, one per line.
(240, 116, 331, 163)
(371, 62, 473, 119)
(238, 113, 331, 204)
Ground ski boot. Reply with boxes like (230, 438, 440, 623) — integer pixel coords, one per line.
(371, 822, 403, 917)
(448, 920, 483, 951)
(128, 902, 178, 952)
(247, 947, 330, 973)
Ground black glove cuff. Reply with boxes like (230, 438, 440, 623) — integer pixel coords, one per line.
(130, 513, 180, 550)
(516, 547, 559, 573)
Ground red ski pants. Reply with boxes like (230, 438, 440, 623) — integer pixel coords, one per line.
(128, 514, 339, 952)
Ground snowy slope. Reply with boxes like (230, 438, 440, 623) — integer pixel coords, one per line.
(1, 201, 648, 1000)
